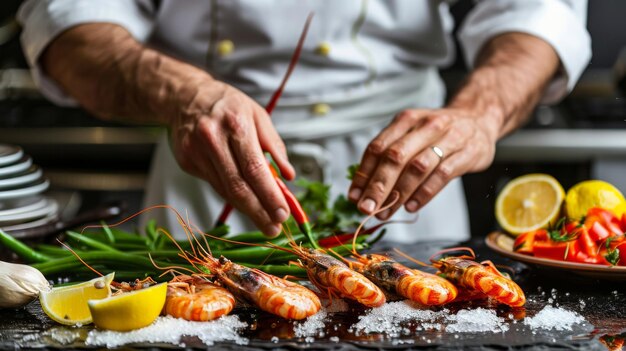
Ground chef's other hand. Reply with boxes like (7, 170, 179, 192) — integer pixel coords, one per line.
(348, 108, 495, 220)
(348, 32, 560, 220)
(39, 23, 295, 236)
(170, 81, 296, 236)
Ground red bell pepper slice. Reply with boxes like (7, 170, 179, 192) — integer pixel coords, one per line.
(533, 240, 580, 261)
(576, 226, 598, 257)
(587, 221, 610, 242)
(513, 229, 543, 254)
(585, 207, 623, 236)
(621, 213, 626, 233)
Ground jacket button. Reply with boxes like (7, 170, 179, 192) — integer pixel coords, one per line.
(311, 103, 331, 116)
(315, 42, 331, 56)
(217, 39, 235, 57)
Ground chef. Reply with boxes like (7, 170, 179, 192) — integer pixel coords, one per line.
(17, 1, 590, 242)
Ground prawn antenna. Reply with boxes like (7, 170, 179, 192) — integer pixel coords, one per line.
(148, 253, 195, 275)
(57, 239, 104, 277)
(352, 191, 400, 256)
(393, 248, 431, 268)
(429, 246, 476, 263)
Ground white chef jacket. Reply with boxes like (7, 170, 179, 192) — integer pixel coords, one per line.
(18, 0, 591, 242)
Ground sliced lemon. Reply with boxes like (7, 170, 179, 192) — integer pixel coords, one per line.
(565, 180, 626, 220)
(88, 282, 167, 332)
(40, 273, 114, 325)
(495, 174, 565, 235)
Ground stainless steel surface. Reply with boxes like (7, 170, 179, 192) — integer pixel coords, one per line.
(496, 129, 626, 161)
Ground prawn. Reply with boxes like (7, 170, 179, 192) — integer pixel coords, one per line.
(351, 253, 458, 306)
(430, 247, 526, 307)
(287, 246, 386, 308)
(148, 206, 321, 320)
(344, 195, 457, 306)
(163, 274, 235, 321)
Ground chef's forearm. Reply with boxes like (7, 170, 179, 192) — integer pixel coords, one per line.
(40, 23, 211, 125)
(448, 32, 560, 142)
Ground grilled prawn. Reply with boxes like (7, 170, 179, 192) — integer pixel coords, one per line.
(351, 253, 457, 306)
(164, 274, 235, 321)
(432, 248, 526, 307)
(288, 246, 386, 307)
(209, 256, 321, 320)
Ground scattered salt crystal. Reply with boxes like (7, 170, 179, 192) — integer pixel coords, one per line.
(445, 308, 509, 333)
(330, 336, 339, 342)
(351, 301, 445, 337)
(86, 315, 247, 348)
(294, 310, 328, 338)
(304, 336, 315, 343)
(524, 306, 585, 331)
(270, 336, 279, 343)
(46, 328, 82, 345)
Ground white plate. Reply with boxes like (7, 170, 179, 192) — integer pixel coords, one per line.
(0, 166, 42, 190)
(0, 199, 58, 225)
(0, 197, 47, 216)
(0, 145, 23, 167)
(0, 179, 49, 201)
(0, 213, 57, 232)
(0, 157, 32, 178)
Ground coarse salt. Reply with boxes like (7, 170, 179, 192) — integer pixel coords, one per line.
(523, 306, 585, 331)
(351, 300, 446, 337)
(445, 308, 509, 333)
(85, 315, 247, 348)
(294, 309, 328, 338)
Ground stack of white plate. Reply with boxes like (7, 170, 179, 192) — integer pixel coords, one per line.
(0, 144, 57, 232)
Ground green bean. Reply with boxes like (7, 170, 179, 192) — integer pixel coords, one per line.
(101, 222, 116, 244)
(31, 252, 173, 272)
(66, 231, 121, 252)
(0, 229, 51, 263)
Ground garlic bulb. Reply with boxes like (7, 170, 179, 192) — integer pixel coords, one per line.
(0, 261, 50, 308)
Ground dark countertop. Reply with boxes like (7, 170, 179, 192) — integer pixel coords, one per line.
(1, 239, 625, 350)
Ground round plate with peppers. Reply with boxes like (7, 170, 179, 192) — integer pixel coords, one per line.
(486, 207, 626, 280)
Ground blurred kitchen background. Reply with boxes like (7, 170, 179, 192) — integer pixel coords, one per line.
(1, 1, 626, 236)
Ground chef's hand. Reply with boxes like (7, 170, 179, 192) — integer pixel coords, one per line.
(348, 107, 496, 220)
(170, 80, 296, 236)
(348, 32, 561, 219)
(40, 23, 295, 236)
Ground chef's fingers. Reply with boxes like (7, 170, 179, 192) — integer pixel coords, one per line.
(228, 113, 291, 224)
(195, 117, 282, 237)
(406, 151, 467, 213)
(348, 110, 431, 202)
(255, 106, 296, 181)
(355, 114, 451, 215)
(376, 126, 467, 219)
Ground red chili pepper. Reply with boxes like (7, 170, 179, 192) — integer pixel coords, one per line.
(214, 14, 314, 229)
(621, 213, 626, 233)
(317, 223, 386, 248)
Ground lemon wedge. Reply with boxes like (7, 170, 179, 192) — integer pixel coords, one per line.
(88, 282, 167, 332)
(565, 180, 626, 219)
(40, 273, 114, 325)
(495, 174, 565, 235)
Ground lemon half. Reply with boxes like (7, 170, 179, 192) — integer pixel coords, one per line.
(565, 180, 626, 220)
(495, 174, 565, 235)
(88, 282, 167, 332)
(40, 273, 114, 325)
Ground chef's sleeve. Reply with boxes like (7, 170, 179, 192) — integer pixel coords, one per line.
(458, 0, 591, 104)
(17, 0, 156, 106)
